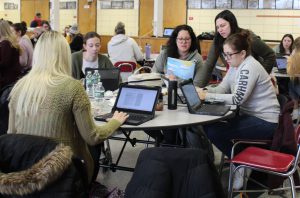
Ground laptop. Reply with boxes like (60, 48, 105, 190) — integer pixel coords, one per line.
(163, 28, 174, 37)
(85, 68, 120, 91)
(94, 84, 161, 125)
(275, 57, 287, 74)
(179, 80, 230, 116)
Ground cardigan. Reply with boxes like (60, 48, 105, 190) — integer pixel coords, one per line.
(202, 32, 276, 86)
(8, 77, 121, 182)
(152, 49, 205, 87)
(0, 40, 21, 90)
(72, 50, 115, 79)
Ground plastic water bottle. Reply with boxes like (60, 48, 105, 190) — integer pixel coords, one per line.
(145, 43, 151, 60)
(86, 71, 94, 98)
(94, 82, 105, 102)
(92, 70, 101, 85)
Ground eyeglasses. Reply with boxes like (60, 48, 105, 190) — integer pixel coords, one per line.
(176, 37, 191, 43)
(222, 51, 241, 59)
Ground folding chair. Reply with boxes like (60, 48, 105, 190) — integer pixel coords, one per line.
(218, 94, 290, 177)
(114, 61, 137, 82)
(227, 125, 300, 198)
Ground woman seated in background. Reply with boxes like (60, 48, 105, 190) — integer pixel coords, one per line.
(153, 24, 204, 87)
(0, 20, 22, 90)
(273, 34, 294, 57)
(72, 31, 115, 79)
(108, 21, 144, 65)
(287, 37, 300, 118)
(8, 31, 128, 184)
(198, 31, 280, 190)
(202, 10, 276, 86)
(41, 20, 51, 31)
(11, 22, 34, 73)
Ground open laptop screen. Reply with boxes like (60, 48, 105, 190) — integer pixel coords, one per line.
(116, 87, 158, 112)
(276, 57, 287, 70)
(180, 82, 201, 109)
(163, 28, 174, 37)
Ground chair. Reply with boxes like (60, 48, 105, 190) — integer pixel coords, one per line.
(227, 125, 300, 198)
(114, 61, 137, 82)
(218, 94, 290, 177)
(125, 147, 225, 198)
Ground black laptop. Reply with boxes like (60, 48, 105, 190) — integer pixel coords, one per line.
(95, 84, 161, 125)
(179, 80, 230, 116)
(163, 28, 174, 37)
(275, 57, 287, 74)
(85, 68, 120, 91)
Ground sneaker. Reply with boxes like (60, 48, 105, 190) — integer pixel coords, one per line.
(233, 167, 244, 190)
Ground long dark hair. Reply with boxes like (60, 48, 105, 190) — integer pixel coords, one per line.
(279, 34, 294, 55)
(12, 22, 27, 36)
(224, 30, 252, 57)
(166, 24, 199, 58)
(214, 10, 241, 55)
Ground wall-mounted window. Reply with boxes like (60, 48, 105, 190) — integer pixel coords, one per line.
(188, 0, 300, 9)
(99, 0, 134, 9)
(60, 1, 77, 9)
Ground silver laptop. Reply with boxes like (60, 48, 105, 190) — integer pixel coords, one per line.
(95, 84, 161, 125)
(179, 80, 230, 116)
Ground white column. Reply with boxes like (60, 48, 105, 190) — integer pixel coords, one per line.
(153, 0, 163, 37)
(50, 0, 60, 31)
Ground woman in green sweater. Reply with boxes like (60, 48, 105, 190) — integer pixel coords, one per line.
(72, 31, 115, 80)
(8, 31, 128, 184)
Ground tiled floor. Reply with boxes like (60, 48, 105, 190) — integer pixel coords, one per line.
(97, 131, 300, 197)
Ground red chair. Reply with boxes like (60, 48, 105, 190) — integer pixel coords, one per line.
(114, 61, 137, 82)
(218, 94, 290, 177)
(114, 61, 137, 73)
(227, 125, 300, 198)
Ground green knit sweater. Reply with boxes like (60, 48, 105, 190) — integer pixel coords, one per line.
(8, 77, 121, 182)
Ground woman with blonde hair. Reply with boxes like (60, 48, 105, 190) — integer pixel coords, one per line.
(8, 31, 128, 184)
(287, 37, 300, 117)
(0, 20, 21, 90)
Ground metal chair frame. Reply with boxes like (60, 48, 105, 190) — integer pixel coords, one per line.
(227, 126, 300, 198)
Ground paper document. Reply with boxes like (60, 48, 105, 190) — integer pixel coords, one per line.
(166, 57, 195, 80)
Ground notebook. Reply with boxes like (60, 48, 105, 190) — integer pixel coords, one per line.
(276, 57, 287, 74)
(179, 80, 230, 116)
(94, 84, 161, 125)
(85, 68, 120, 91)
(163, 28, 174, 37)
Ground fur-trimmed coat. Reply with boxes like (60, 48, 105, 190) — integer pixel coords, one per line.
(0, 134, 88, 198)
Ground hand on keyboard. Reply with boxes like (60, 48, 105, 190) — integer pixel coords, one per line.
(110, 111, 129, 125)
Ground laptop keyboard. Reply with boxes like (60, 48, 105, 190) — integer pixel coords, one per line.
(95, 112, 151, 125)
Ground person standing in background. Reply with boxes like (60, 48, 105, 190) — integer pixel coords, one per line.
(201, 10, 276, 86)
(108, 22, 144, 65)
(30, 13, 42, 28)
(273, 34, 294, 57)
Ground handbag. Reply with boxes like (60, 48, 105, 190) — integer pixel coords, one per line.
(128, 66, 162, 87)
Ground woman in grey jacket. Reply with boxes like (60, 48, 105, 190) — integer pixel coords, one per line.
(153, 24, 205, 87)
(198, 31, 280, 190)
(201, 10, 276, 86)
